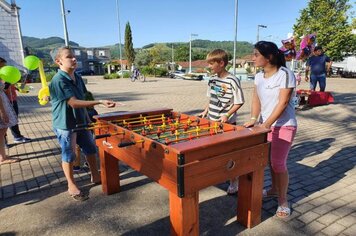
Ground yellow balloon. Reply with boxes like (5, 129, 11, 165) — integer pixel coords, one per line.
(38, 87, 50, 105)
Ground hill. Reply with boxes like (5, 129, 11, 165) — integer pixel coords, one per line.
(22, 36, 79, 66)
(23, 36, 253, 65)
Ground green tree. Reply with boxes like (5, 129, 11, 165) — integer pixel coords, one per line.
(175, 45, 189, 61)
(124, 22, 135, 68)
(293, 0, 354, 61)
(135, 49, 152, 67)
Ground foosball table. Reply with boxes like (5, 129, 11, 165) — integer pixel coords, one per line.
(93, 108, 270, 235)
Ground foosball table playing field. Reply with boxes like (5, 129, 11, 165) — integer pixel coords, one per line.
(92, 108, 270, 235)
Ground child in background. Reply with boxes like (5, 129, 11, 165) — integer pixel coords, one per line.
(199, 49, 245, 195)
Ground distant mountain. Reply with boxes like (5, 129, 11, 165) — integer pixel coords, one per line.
(23, 36, 79, 49)
(22, 36, 80, 65)
(22, 36, 253, 65)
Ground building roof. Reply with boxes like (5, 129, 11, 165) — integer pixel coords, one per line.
(111, 59, 128, 65)
(177, 60, 209, 68)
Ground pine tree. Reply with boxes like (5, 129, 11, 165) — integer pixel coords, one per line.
(293, 0, 354, 61)
(124, 22, 135, 68)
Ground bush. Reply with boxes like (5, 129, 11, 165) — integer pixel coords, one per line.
(103, 72, 131, 79)
(141, 66, 168, 77)
(103, 73, 119, 79)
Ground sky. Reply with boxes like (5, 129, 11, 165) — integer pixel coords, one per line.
(14, 0, 311, 48)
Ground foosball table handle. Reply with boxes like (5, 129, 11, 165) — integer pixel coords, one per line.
(118, 141, 136, 148)
(95, 134, 111, 139)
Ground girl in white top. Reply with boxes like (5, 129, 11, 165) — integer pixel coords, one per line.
(244, 41, 297, 218)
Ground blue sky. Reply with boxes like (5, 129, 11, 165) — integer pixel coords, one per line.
(15, 0, 311, 48)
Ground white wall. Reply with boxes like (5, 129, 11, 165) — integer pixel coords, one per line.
(0, 1, 24, 70)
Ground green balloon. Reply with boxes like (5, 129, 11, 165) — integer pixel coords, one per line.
(0, 66, 21, 84)
(24, 55, 40, 70)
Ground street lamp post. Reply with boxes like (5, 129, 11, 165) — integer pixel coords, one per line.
(189, 33, 198, 74)
(116, 0, 123, 78)
(256, 24, 267, 42)
(232, 0, 238, 76)
(60, 0, 70, 46)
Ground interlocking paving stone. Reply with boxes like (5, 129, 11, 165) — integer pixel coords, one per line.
(321, 223, 347, 236)
(0, 77, 355, 235)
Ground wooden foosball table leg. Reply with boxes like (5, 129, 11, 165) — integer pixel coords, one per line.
(236, 168, 265, 228)
(169, 192, 199, 236)
(99, 148, 120, 195)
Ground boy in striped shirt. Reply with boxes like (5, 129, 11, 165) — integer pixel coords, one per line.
(199, 49, 245, 194)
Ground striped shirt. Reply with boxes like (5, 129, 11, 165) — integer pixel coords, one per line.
(207, 74, 244, 123)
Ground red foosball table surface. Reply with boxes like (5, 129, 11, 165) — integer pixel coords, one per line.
(94, 108, 270, 235)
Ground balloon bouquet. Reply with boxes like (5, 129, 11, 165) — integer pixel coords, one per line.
(0, 55, 49, 106)
(0, 65, 22, 85)
(279, 37, 297, 62)
(24, 55, 50, 105)
(296, 33, 317, 61)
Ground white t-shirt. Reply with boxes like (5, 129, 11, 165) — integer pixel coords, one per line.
(254, 67, 297, 127)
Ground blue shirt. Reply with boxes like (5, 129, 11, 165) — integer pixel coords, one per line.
(49, 70, 88, 129)
(307, 54, 331, 76)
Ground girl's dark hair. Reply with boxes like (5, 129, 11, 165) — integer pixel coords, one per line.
(254, 41, 286, 68)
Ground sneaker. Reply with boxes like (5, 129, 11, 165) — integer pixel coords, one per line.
(13, 137, 31, 144)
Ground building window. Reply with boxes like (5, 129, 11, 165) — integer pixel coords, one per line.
(87, 50, 93, 59)
(74, 50, 81, 56)
(99, 50, 105, 56)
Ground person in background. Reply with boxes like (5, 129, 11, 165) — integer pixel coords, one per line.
(50, 47, 116, 201)
(305, 45, 332, 91)
(244, 41, 297, 218)
(199, 49, 245, 195)
(0, 57, 31, 146)
(0, 58, 19, 165)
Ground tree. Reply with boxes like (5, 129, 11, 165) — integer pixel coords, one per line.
(293, 0, 354, 61)
(124, 22, 135, 68)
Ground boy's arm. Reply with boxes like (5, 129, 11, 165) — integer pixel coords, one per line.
(67, 97, 115, 109)
(198, 104, 209, 118)
(220, 103, 243, 123)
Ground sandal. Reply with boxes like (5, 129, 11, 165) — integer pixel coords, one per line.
(262, 189, 278, 199)
(276, 205, 291, 219)
(226, 183, 238, 195)
(69, 192, 89, 201)
(0, 157, 20, 165)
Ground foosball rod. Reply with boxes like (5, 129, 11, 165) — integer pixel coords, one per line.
(71, 125, 109, 132)
(164, 128, 235, 145)
(130, 118, 209, 133)
(111, 113, 171, 124)
(95, 132, 125, 139)
(131, 120, 209, 135)
(153, 126, 221, 140)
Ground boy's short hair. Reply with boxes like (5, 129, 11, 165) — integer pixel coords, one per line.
(206, 49, 229, 66)
(55, 46, 72, 60)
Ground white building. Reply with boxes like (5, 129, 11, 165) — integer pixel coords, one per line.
(0, 0, 24, 70)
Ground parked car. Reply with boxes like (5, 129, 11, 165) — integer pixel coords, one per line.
(116, 70, 131, 76)
(76, 69, 95, 76)
(168, 70, 185, 79)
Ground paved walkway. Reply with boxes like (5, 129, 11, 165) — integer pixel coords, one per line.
(0, 76, 355, 235)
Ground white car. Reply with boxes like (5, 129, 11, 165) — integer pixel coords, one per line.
(116, 70, 130, 76)
(168, 71, 185, 79)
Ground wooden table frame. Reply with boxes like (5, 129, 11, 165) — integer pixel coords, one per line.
(95, 109, 270, 235)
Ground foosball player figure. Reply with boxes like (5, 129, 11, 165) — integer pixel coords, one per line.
(198, 49, 245, 195)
